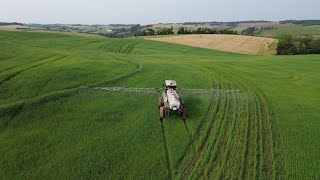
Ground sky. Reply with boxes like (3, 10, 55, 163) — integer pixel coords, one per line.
(0, 0, 319, 24)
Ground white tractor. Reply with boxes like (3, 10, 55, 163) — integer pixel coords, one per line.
(158, 80, 187, 120)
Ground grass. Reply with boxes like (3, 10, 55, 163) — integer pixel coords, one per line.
(258, 25, 320, 37)
(0, 30, 319, 179)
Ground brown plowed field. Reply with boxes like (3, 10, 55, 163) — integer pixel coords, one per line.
(147, 34, 276, 55)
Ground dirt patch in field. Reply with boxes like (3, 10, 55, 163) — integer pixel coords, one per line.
(147, 34, 277, 55)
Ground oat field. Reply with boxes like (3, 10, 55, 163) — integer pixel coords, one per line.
(0, 30, 319, 179)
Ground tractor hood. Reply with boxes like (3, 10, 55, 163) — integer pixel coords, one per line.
(166, 89, 180, 110)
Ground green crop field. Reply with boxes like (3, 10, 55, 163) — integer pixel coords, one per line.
(259, 25, 320, 37)
(0, 30, 319, 179)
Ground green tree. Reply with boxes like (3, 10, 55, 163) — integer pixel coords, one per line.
(277, 34, 297, 55)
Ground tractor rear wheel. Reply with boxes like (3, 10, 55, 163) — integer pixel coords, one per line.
(159, 107, 164, 119)
(158, 96, 163, 107)
(182, 107, 187, 120)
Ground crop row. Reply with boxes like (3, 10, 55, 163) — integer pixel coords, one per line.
(169, 65, 284, 179)
(98, 40, 139, 54)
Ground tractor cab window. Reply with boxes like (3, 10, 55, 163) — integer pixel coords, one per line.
(166, 86, 176, 90)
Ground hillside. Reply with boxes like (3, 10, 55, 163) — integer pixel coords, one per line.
(259, 25, 320, 38)
(147, 34, 276, 55)
(0, 30, 320, 179)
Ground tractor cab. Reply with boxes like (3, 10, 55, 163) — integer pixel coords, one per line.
(164, 80, 177, 91)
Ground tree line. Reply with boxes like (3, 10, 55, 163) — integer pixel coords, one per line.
(135, 27, 174, 36)
(277, 35, 320, 55)
(241, 26, 275, 36)
(177, 27, 237, 35)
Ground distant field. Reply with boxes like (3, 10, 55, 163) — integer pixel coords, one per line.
(147, 34, 276, 55)
(259, 25, 320, 37)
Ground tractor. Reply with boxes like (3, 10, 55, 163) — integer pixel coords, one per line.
(158, 80, 187, 120)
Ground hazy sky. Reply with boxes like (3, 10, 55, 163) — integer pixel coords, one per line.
(0, 0, 319, 24)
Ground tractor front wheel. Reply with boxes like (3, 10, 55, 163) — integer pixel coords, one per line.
(158, 96, 163, 107)
(159, 107, 164, 120)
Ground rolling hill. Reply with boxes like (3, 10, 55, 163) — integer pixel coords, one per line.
(0, 30, 319, 179)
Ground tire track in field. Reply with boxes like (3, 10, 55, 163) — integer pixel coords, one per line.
(256, 93, 264, 179)
(206, 92, 235, 178)
(0, 88, 76, 124)
(258, 93, 276, 178)
(0, 55, 68, 86)
(215, 81, 251, 179)
(66, 40, 102, 51)
(215, 91, 243, 179)
(183, 92, 225, 178)
(0, 54, 58, 73)
(183, 120, 196, 154)
(174, 66, 232, 179)
(258, 40, 266, 55)
(252, 95, 260, 179)
(232, 37, 250, 51)
(202, 67, 247, 179)
(241, 92, 254, 179)
(0, 55, 143, 119)
(173, 92, 217, 173)
(99, 41, 140, 54)
(173, 91, 220, 178)
(238, 73, 278, 179)
(87, 55, 143, 87)
(160, 121, 173, 180)
(203, 65, 282, 179)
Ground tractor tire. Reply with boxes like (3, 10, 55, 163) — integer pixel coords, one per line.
(182, 107, 187, 120)
(159, 107, 164, 119)
(158, 96, 163, 107)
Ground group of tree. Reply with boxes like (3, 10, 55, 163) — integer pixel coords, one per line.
(241, 26, 275, 36)
(177, 27, 237, 35)
(280, 20, 320, 26)
(0, 22, 23, 26)
(135, 27, 174, 36)
(277, 34, 320, 55)
(135, 28, 156, 36)
(241, 27, 256, 35)
(155, 27, 174, 35)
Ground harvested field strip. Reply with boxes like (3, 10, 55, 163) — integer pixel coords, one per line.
(233, 37, 250, 51)
(258, 41, 264, 55)
(147, 34, 276, 55)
